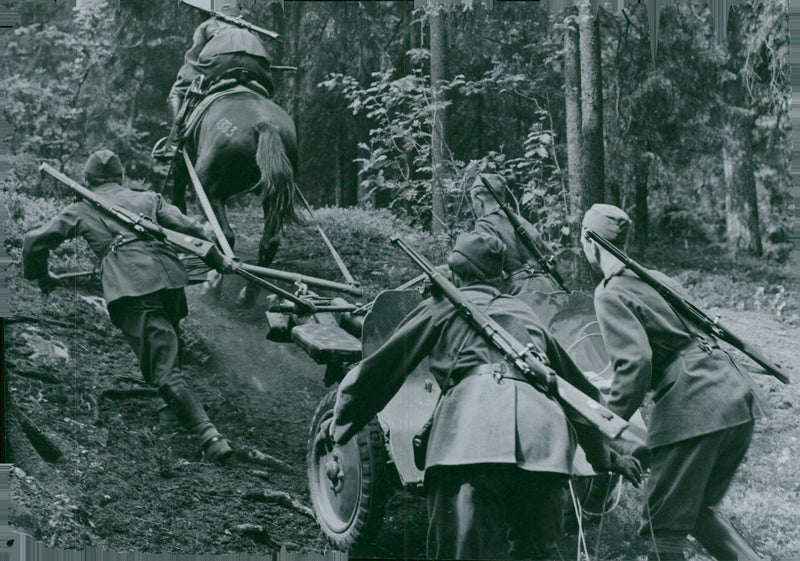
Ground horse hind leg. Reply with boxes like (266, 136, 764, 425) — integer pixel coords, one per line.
(237, 212, 281, 308)
(204, 197, 237, 300)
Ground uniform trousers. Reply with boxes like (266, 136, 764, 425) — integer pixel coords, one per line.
(107, 288, 188, 389)
(642, 422, 754, 550)
(426, 464, 565, 560)
(170, 53, 274, 102)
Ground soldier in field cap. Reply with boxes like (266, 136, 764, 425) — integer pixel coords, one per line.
(316, 231, 642, 560)
(23, 149, 234, 464)
(581, 203, 767, 561)
(469, 173, 560, 296)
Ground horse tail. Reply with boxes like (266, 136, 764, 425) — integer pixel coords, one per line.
(254, 121, 303, 233)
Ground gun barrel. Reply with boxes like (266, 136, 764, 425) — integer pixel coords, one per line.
(238, 263, 362, 296)
(214, 11, 279, 39)
(585, 229, 790, 385)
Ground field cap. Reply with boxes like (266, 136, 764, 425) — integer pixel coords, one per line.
(448, 231, 506, 279)
(582, 203, 631, 245)
(84, 149, 123, 183)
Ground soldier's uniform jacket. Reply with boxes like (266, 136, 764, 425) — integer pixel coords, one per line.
(198, 25, 269, 61)
(475, 209, 558, 293)
(595, 269, 767, 448)
(177, 19, 269, 84)
(331, 284, 610, 473)
(22, 182, 205, 305)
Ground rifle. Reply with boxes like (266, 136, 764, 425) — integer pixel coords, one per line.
(39, 163, 317, 313)
(479, 175, 570, 293)
(391, 236, 628, 439)
(584, 229, 790, 385)
(179, 0, 279, 40)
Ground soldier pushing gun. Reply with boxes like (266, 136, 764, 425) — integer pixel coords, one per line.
(316, 231, 642, 560)
(470, 173, 565, 295)
(23, 150, 234, 463)
(581, 203, 770, 561)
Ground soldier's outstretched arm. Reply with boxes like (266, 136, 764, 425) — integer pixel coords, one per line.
(154, 193, 208, 240)
(22, 205, 82, 291)
(595, 288, 654, 421)
(330, 299, 444, 447)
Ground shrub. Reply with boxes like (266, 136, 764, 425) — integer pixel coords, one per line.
(278, 206, 450, 297)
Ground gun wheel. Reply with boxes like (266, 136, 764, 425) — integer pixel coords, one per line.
(307, 389, 390, 551)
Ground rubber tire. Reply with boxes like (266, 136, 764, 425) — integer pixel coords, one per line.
(307, 389, 390, 551)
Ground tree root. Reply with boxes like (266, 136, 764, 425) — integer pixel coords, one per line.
(5, 315, 77, 330)
(230, 524, 278, 547)
(8, 367, 62, 384)
(242, 489, 315, 519)
(16, 408, 64, 463)
(98, 388, 159, 405)
(234, 447, 292, 472)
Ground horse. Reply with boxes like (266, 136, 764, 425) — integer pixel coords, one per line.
(172, 87, 302, 306)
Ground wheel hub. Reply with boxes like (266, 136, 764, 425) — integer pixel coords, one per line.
(326, 455, 344, 492)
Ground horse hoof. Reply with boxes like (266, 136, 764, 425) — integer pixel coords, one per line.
(201, 271, 224, 299)
(236, 286, 256, 308)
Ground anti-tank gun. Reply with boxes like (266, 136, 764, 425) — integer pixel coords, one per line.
(285, 240, 648, 551)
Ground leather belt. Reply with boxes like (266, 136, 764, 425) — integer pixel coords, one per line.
(101, 235, 141, 261)
(453, 362, 529, 387)
(506, 266, 544, 280)
(652, 336, 721, 401)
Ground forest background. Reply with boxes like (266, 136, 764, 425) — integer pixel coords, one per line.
(0, 0, 793, 265)
(0, 1, 798, 559)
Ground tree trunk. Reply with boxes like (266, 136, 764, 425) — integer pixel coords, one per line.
(578, 1, 605, 211)
(723, 112, 762, 256)
(341, 127, 359, 207)
(475, 93, 484, 156)
(270, 2, 286, 73)
(633, 154, 649, 256)
(563, 13, 582, 218)
(429, 5, 448, 234)
(334, 134, 342, 207)
(290, 2, 303, 130)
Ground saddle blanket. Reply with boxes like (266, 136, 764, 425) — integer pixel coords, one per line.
(183, 83, 265, 139)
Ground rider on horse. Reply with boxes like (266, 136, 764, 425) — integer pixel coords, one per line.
(156, 0, 275, 160)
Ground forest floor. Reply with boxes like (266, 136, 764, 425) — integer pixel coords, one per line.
(4, 203, 799, 561)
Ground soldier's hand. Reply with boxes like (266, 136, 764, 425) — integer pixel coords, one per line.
(609, 436, 652, 470)
(37, 273, 60, 295)
(201, 223, 216, 243)
(216, 255, 237, 275)
(607, 449, 644, 488)
(314, 418, 335, 457)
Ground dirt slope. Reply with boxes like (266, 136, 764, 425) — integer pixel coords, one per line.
(5, 268, 799, 560)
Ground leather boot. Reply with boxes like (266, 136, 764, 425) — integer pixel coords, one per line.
(158, 383, 233, 464)
(693, 508, 762, 561)
(648, 533, 687, 561)
(153, 95, 184, 161)
(167, 94, 182, 126)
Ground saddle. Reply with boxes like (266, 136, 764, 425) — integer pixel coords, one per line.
(152, 69, 271, 162)
(181, 81, 268, 140)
